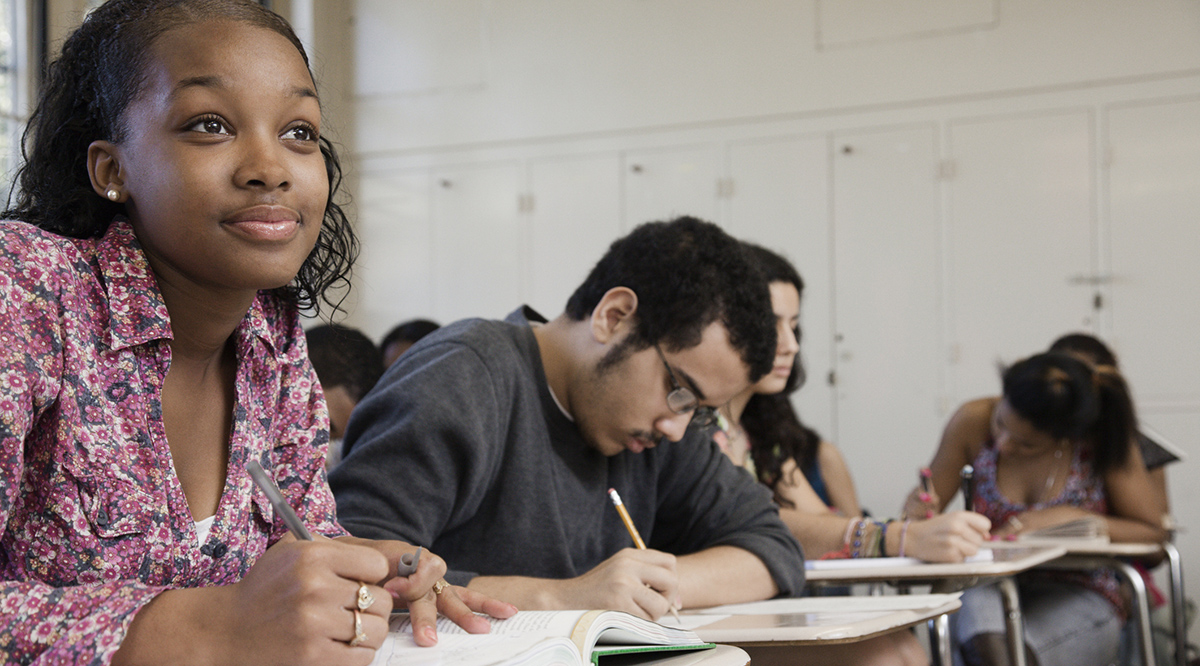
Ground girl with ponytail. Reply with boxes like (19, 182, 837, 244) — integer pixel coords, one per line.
(906, 351, 1166, 666)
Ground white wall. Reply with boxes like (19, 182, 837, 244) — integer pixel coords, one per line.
(326, 0, 1200, 645)
(348, 0, 1200, 152)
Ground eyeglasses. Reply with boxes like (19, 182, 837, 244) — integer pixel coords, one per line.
(654, 344, 719, 429)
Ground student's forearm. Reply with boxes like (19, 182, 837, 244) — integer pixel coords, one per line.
(114, 587, 229, 666)
(779, 509, 854, 558)
(1105, 515, 1168, 545)
(676, 545, 776, 609)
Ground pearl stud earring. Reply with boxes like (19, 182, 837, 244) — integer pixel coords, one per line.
(105, 188, 120, 202)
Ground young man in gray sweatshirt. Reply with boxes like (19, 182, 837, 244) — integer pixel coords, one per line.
(331, 217, 805, 620)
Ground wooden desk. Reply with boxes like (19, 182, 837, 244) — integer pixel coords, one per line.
(803, 546, 1066, 666)
(991, 539, 1170, 666)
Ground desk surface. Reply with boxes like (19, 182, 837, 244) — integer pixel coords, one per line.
(669, 594, 962, 647)
(988, 539, 1162, 557)
(803, 545, 1066, 585)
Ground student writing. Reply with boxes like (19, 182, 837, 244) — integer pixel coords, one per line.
(904, 352, 1166, 665)
(331, 218, 806, 620)
(0, 1, 511, 663)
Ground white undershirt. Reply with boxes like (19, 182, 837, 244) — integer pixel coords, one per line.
(194, 514, 216, 546)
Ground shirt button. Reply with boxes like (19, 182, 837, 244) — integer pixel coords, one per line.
(96, 510, 109, 527)
(211, 543, 228, 558)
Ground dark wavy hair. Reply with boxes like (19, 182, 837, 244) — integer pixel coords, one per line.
(736, 243, 823, 505)
(1003, 351, 1136, 475)
(2, 0, 357, 316)
(565, 217, 775, 381)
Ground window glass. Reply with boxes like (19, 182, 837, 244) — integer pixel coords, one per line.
(0, 0, 19, 199)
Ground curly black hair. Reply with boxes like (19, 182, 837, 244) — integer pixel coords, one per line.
(736, 243, 825, 505)
(2, 0, 357, 316)
(564, 216, 775, 382)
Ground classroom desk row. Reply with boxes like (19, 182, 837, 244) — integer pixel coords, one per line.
(489, 539, 1184, 665)
(798, 539, 1185, 666)
(804, 544, 1065, 666)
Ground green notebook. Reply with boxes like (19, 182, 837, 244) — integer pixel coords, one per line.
(372, 609, 714, 666)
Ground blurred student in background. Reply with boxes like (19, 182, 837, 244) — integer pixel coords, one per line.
(306, 324, 385, 468)
(380, 318, 440, 368)
(906, 351, 1166, 666)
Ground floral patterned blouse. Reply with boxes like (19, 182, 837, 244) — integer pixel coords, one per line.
(0, 219, 346, 664)
(973, 440, 1126, 618)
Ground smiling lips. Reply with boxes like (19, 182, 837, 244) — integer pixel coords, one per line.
(223, 205, 301, 241)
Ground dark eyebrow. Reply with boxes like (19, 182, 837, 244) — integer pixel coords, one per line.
(170, 76, 319, 102)
(673, 366, 708, 402)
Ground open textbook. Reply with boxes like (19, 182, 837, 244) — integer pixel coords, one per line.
(369, 609, 713, 666)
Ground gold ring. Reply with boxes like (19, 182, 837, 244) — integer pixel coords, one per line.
(432, 578, 450, 595)
(349, 609, 367, 647)
(356, 581, 375, 611)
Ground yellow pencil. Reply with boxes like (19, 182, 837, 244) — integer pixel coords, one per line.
(607, 487, 680, 621)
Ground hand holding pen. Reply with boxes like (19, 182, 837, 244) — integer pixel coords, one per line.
(609, 488, 682, 622)
(243, 460, 392, 653)
(246, 461, 515, 648)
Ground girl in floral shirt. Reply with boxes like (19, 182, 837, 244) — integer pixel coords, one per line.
(0, 1, 513, 664)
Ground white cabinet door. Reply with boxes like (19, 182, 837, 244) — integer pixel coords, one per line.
(1107, 97, 1200, 652)
(622, 145, 721, 227)
(830, 125, 942, 515)
(527, 153, 623, 317)
(725, 135, 836, 439)
(946, 111, 1096, 403)
(353, 168, 434, 339)
(1108, 98, 1200, 407)
(430, 162, 524, 323)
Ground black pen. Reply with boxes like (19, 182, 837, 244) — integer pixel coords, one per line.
(960, 464, 975, 513)
(247, 460, 313, 541)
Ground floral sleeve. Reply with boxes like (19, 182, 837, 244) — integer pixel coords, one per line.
(0, 227, 166, 665)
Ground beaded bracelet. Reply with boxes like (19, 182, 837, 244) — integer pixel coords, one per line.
(878, 520, 889, 557)
(849, 518, 868, 558)
(842, 516, 858, 546)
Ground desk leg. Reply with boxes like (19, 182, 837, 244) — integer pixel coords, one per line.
(1165, 543, 1186, 666)
(927, 613, 951, 666)
(1113, 559, 1158, 666)
(998, 577, 1027, 666)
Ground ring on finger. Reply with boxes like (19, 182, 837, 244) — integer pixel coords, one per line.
(432, 578, 450, 595)
(356, 581, 375, 611)
(349, 609, 367, 647)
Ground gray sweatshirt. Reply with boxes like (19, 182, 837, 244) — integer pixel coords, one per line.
(330, 307, 804, 595)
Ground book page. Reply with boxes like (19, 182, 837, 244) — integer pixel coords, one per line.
(372, 615, 584, 666)
(391, 610, 589, 638)
(377, 610, 702, 666)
